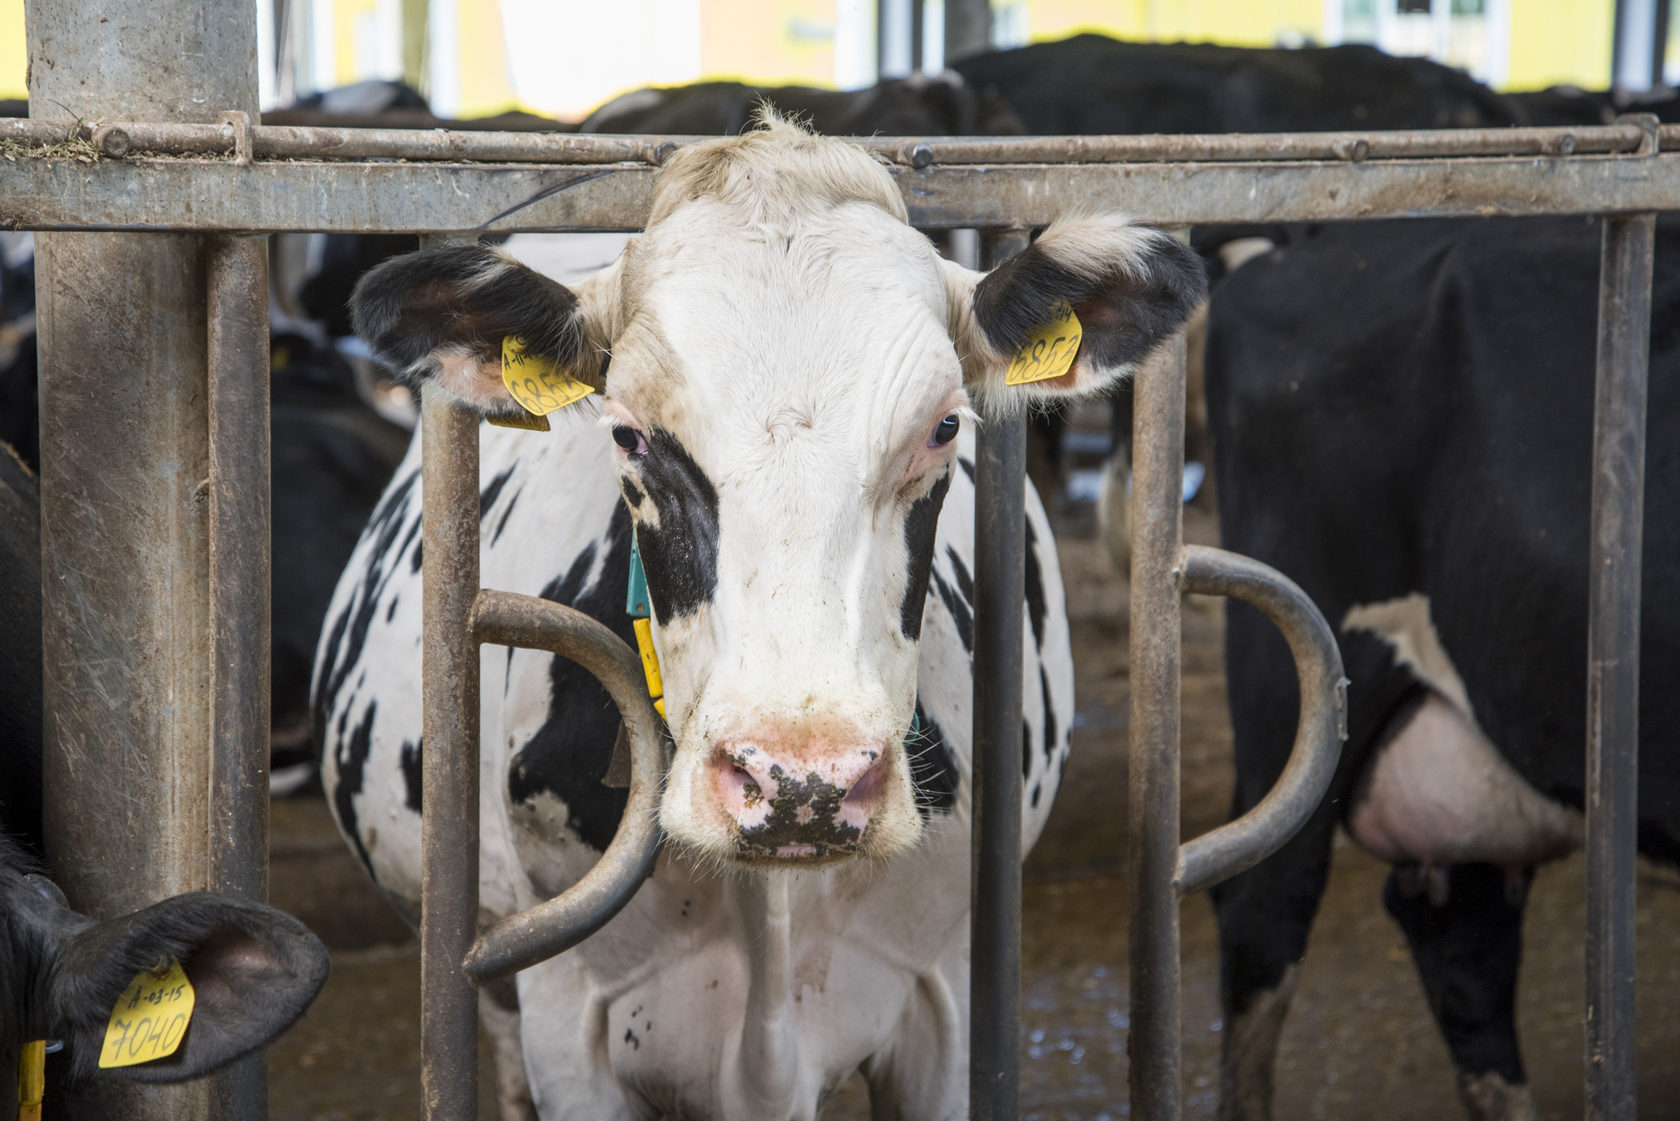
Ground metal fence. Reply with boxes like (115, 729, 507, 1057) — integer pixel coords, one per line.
(3, 101, 1671, 1121)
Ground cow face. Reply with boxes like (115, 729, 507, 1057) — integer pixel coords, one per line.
(352, 119, 1204, 866)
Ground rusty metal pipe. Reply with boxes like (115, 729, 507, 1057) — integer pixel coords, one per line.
(6, 116, 1677, 164)
(1584, 210, 1655, 1121)
(462, 590, 668, 984)
(205, 233, 271, 1120)
(419, 392, 482, 1121)
(969, 228, 1031, 1121)
(1127, 324, 1188, 1121)
(1174, 546, 1347, 897)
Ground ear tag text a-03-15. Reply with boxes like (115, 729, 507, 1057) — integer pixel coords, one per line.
(489, 335, 596, 430)
(1005, 301, 1082, 386)
(99, 957, 195, 1070)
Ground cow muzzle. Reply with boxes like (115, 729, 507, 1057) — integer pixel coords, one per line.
(712, 740, 896, 862)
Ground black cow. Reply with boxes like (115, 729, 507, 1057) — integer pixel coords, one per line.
(1204, 216, 1679, 1121)
(579, 72, 1022, 136)
(0, 445, 330, 1114)
(952, 33, 1519, 135)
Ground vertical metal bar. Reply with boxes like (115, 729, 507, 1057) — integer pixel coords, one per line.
(419, 247, 483, 1121)
(1128, 314, 1189, 1121)
(26, 1, 257, 1118)
(1585, 211, 1653, 1121)
(206, 233, 273, 1121)
(970, 227, 1029, 1121)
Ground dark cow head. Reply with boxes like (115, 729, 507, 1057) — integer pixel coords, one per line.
(0, 838, 329, 1084)
(352, 118, 1203, 865)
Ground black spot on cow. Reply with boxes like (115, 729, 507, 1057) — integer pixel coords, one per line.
(385, 596, 400, 623)
(333, 704, 379, 877)
(410, 536, 423, 573)
(956, 456, 975, 482)
(1040, 667, 1058, 760)
(313, 471, 418, 727)
(624, 1027, 640, 1050)
(506, 506, 637, 851)
(945, 546, 974, 607)
(480, 465, 516, 521)
(1024, 518, 1047, 651)
(492, 489, 521, 546)
(1031, 783, 1042, 808)
(621, 478, 644, 508)
(900, 472, 952, 641)
(399, 738, 423, 813)
(929, 569, 973, 653)
(630, 428, 720, 625)
(1021, 720, 1033, 779)
(907, 702, 958, 814)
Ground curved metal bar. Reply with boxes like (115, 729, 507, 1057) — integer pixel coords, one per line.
(1174, 545, 1347, 897)
(462, 589, 669, 985)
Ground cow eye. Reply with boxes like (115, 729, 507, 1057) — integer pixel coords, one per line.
(612, 426, 647, 456)
(930, 415, 960, 448)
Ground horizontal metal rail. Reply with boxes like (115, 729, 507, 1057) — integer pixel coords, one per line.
(4, 115, 1678, 164)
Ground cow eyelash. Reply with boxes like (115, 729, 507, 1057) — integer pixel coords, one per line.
(611, 425, 648, 457)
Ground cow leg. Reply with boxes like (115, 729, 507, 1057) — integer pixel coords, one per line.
(480, 981, 537, 1121)
(1383, 863, 1537, 1121)
(1210, 812, 1334, 1121)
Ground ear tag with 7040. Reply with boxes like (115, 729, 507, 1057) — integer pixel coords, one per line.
(490, 336, 595, 430)
(1005, 301, 1082, 386)
(100, 958, 195, 1069)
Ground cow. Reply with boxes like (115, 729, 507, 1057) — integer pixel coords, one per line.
(1203, 215, 1679, 1121)
(0, 441, 331, 1114)
(579, 72, 1022, 138)
(313, 116, 1204, 1119)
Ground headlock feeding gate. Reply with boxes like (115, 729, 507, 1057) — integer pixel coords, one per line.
(4, 4, 1676, 1120)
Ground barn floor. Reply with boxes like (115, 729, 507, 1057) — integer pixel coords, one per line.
(266, 504, 1680, 1121)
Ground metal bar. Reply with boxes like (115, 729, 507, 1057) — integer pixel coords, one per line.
(970, 228, 1029, 1121)
(1174, 546, 1346, 897)
(27, 0, 258, 1117)
(206, 233, 272, 1121)
(1585, 211, 1654, 1121)
(419, 389, 482, 1121)
(6, 116, 1679, 164)
(9, 151, 1680, 234)
(1128, 322, 1187, 1121)
(463, 590, 667, 983)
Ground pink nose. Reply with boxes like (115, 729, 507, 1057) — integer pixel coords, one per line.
(713, 742, 893, 859)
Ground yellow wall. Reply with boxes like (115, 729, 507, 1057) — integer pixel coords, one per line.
(1027, 0, 1322, 49)
(1506, 0, 1614, 90)
(698, 0, 836, 85)
(456, 0, 519, 115)
(0, 0, 26, 99)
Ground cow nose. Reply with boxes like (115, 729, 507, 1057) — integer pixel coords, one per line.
(713, 743, 892, 858)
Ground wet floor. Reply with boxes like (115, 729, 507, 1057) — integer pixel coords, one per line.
(267, 510, 1680, 1119)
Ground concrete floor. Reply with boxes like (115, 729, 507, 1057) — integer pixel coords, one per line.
(265, 510, 1680, 1120)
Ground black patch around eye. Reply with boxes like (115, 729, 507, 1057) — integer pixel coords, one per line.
(899, 471, 953, 641)
(632, 428, 721, 626)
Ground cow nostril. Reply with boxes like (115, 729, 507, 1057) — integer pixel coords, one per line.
(731, 765, 764, 808)
(844, 756, 890, 809)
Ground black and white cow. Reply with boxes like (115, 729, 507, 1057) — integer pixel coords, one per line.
(314, 118, 1203, 1119)
(0, 442, 331, 1112)
(1204, 216, 1679, 1121)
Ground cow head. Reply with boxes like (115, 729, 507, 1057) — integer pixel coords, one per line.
(0, 842, 329, 1083)
(352, 118, 1204, 866)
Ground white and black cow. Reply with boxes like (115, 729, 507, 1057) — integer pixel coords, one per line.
(1204, 216, 1679, 1121)
(313, 118, 1203, 1119)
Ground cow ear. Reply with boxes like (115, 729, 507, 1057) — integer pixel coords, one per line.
(350, 244, 612, 419)
(944, 217, 1207, 414)
(54, 893, 329, 1083)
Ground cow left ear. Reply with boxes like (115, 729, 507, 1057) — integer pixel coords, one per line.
(942, 217, 1207, 413)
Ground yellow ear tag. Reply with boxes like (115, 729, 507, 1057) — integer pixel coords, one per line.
(498, 335, 594, 421)
(18, 1039, 45, 1121)
(99, 958, 195, 1069)
(1004, 301, 1083, 386)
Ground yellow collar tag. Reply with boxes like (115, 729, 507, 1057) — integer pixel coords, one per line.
(499, 336, 595, 419)
(18, 1040, 45, 1121)
(99, 958, 195, 1069)
(1004, 301, 1082, 386)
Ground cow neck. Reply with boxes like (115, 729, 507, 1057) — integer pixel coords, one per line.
(726, 872, 800, 1115)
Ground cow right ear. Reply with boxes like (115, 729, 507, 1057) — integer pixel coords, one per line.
(54, 893, 329, 1082)
(350, 245, 610, 418)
